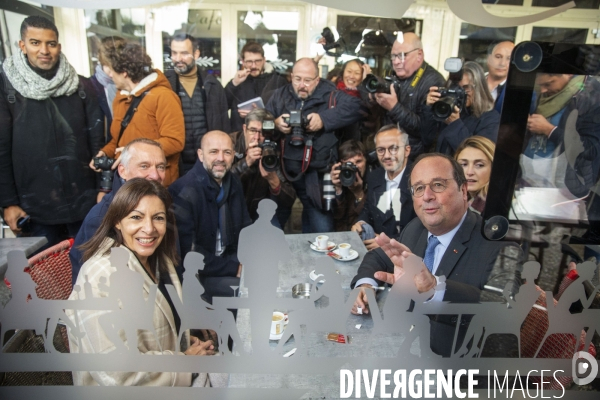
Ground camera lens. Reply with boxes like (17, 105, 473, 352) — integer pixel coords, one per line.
(432, 97, 456, 121)
(340, 167, 356, 187)
(364, 75, 380, 94)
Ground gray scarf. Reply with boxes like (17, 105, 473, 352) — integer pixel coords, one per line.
(2, 52, 79, 100)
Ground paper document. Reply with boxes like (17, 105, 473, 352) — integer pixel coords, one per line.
(237, 97, 264, 111)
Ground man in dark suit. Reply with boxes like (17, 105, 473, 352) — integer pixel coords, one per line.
(351, 125, 416, 250)
(350, 153, 506, 356)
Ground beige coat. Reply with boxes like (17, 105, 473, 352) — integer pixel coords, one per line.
(66, 241, 209, 386)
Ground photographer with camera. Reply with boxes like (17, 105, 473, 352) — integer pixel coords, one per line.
(423, 61, 499, 155)
(231, 108, 296, 228)
(266, 58, 363, 233)
(370, 33, 445, 160)
(330, 140, 369, 232)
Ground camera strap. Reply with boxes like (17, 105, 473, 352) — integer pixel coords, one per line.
(410, 67, 425, 88)
(116, 91, 149, 146)
(280, 134, 315, 182)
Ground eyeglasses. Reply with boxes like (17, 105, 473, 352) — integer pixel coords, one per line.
(375, 145, 404, 156)
(247, 128, 263, 135)
(390, 48, 420, 62)
(410, 178, 455, 197)
(243, 59, 264, 66)
(292, 75, 319, 86)
(461, 84, 475, 92)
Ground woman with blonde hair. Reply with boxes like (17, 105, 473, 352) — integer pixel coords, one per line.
(454, 136, 495, 214)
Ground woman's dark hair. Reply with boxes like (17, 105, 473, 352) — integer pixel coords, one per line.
(79, 178, 179, 272)
(104, 42, 153, 83)
(339, 139, 366, 161)
(336, 59, 365, 84)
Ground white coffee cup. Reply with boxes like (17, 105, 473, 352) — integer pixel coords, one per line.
(271, 312, 286, 336)
(338, 243, 351, 258)
(316, 235, 329, 250)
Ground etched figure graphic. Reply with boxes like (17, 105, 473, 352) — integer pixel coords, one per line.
(95, 248, 160, 353)
(377, 255, 439, 358)
(536, 260, 599, 357)
(167, 251, 243, 354)
(456, 261, 542, 358)
(1, 250, 79, 352)
(238, 199, 292, 355)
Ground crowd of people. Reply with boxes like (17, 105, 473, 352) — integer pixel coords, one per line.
(2, 14, 598, 385)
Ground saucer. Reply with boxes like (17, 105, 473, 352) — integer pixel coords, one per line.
(310, 241, 337, 253)
(309, 270, 325, 283)
(332, 249, 358, 262)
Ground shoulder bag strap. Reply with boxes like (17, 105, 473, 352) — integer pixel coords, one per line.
(116, 91, 149, 146)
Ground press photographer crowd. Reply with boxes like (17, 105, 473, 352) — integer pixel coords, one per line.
(2, 14, 600, 389)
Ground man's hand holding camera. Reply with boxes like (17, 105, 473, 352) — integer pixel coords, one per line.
(275, 114, 292, 134)
(245, 140, 262, 167)
(306, 113, 323, 132)
(375, 84, 399, 111)
(259, 161, 281, 190)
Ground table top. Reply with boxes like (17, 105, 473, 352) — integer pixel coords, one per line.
(262, 231, 367, 293)
(0, 237, 47, 306)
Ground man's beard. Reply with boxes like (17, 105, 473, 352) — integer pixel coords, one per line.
(174, 59, 196, 75)
(205, 160, 230, 181)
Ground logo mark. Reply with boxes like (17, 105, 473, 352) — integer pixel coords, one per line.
(572, 351, 598, 386)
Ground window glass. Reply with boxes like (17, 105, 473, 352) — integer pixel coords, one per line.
(334, 15, 421, 76)
(532, 0, 600, 8)
(531, 27, 588, 43)
(458, 23, 517, 70)
(164, 9, 223, 78)
(85, 9, 146, 76)
(237, 10, 298, 73)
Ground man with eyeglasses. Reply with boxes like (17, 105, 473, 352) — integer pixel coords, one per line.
(350, 153, 507, 356)
(166, 33, 230, 176)
(230, 108, 296, 227)
(373, 32, 444, 161)
(350, 125, 416, 250)
(226, 42, 287, 133)
(266, 58, 363, 233)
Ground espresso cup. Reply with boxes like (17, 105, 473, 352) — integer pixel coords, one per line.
(316, 235, 329, 250)
(338, 243, 351, 258)
(271, 311, 285, 336)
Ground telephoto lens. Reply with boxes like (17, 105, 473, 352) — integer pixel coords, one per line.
(322, 172, 335, 211)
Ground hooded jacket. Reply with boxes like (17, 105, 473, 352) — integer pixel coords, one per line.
(101, 70, 185, 186)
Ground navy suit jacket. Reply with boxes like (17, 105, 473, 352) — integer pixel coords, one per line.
(351, 210, 510, 356)
(356, 166, 415, 238)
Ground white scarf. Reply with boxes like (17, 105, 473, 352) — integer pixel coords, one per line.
(2, 52, 79, 100)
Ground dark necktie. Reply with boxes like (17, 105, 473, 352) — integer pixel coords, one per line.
(423, 236, 440, 272)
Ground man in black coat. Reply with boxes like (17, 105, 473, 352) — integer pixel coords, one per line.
(225, 41, 287, 133)
(351, 153, 507, 357)
(351, 125, 416, 250)
(266, 58, 363, 233)
(165, 34, 230, 176)
(373, 32, 445, 160)
(0, 16, 103, 252)
(169, 131, 252, 302)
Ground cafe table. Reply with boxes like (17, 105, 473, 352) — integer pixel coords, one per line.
(225, 231, 418, 397)
(0, 237, 48, 306)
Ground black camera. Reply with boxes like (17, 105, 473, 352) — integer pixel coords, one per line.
(431, 87, 466, 121)
(431, 57, 466, 121)
(284, 110, 309, 146)
(336, 162, 359, 187)
(259, 119, 280, 172)
(363, 74, 398, 94)
(93, 155, 116, 191)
